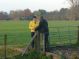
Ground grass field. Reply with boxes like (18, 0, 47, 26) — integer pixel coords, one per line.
(0, 20, 79, 58)
(0, 20, 79, 47)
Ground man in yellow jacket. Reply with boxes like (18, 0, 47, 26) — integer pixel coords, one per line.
(29, 16, 39, 48)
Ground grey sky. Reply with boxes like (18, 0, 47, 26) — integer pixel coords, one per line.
(0, 0, 69, 12)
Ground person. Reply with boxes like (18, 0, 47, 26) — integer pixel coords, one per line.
(35, 16, 49, 51)
(29, 16, 39, 48)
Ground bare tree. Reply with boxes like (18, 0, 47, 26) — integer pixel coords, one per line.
(68, 0, 79, 7)
(0, 11, 9, 20)
(67, 0, 79, 20)
(9, 9, 32, 20)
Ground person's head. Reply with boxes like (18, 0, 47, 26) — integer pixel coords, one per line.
(39, 16, 44, 21)
(32, 15, 40, 22)
(32, 16, 37, 21)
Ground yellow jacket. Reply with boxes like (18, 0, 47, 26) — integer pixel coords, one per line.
(29, 20, 39, 32)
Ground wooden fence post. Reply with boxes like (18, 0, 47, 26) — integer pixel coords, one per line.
(77, 26, 79, 45)
(4, 34, 7, 59)
(34, 31, 40, 52)
(21, 32, 38, 56)
(42, 33, 45, 53)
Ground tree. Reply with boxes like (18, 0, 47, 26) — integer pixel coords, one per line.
(33, 10, 42, 16)
(46, 10, 60, 20)
(68, 0, 79, 7)
(67, 0, 79, 20)
(59, 8, 69, 20)
(23, 9, 32, 17)
(10, 10, 18, 20)
(9, 9, 32, 20)
(39, 9, 47, 16)
(0, 11, 9, 20)
(33, 9, 47, 17)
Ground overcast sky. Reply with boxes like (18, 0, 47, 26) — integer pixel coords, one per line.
(0, 0, 69, 12)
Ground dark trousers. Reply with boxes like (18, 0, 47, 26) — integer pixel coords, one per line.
(31, 32, 35, 48)
(31, 32, 49, 51)
(43, 32, 49, 51)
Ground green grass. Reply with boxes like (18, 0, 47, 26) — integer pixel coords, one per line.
(0, 20, 79, 58)
(0, 21, 30, 46)
(0, 20, 79, 46)
(14, 50, 52, 59)
(48, 21, 79, 45)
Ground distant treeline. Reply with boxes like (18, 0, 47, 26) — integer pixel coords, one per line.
(0, 7, 79, 20)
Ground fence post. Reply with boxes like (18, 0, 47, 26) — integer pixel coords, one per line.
(4, 34, 7, 59)
(77, 26, 79, 45)
(34, 31, 40, 52)
(42, 33, 45, 53)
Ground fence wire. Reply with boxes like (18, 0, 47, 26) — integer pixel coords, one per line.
(49, 26, 78, 46)
(0, 26, 79, 58)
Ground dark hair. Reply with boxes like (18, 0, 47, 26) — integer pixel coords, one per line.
(33, 16, 37, 18)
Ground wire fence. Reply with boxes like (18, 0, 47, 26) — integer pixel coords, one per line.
(49, 26, 78, 46)
(0, 26, 79, 59)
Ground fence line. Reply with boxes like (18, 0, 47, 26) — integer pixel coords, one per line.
(0, 26, 79, 58)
